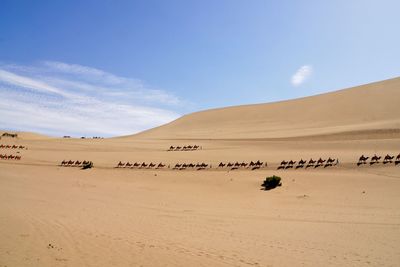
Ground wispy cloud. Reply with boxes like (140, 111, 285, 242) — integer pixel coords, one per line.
(0, 61, 182, 137)
(291, 65, 313, 86)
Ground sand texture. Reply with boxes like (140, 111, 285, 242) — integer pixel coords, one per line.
(1, 78, 400, 266)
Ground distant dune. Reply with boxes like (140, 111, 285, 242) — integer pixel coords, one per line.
(133, 77, 400, 139)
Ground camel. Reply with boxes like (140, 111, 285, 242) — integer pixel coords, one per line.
(255, 160, 263, 166)
(324, 157, 336, 168)
(175, 146, 182, 151)
(285, 160, 296, 169)
(168, 146, 175, 151)
(306, 158, 316, 168)
(370, 154, 381, 165)
(280, 160, 288, 165)
(125, 162, 132, 168)
(277, 160, 288, 170)
(140, 162, 148, 168)
(395, 153, 400, 165)
(314, 158, 325, 168)
(8, 155, 15, 159)
(383, 154, 394, 164)
(218, 162, 226, 168)
(75, 161, 82, 166)
(227, 162, 234, 167)
(173, 163, 181, 169)
(296, 159, 306, 169)
(357, 155, 369, 166)
(117, 161, 124, 168)
(299, 159, 307, 164)
(156, 163, 165, 169)
(15, 155, 21, 160)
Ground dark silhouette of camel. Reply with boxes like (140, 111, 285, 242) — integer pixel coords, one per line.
(396, 153, 400, 165)
(285, 160, 296, 169)
(370, 154, 381, 165)
(357, 155, 369, 166)
(277, 160, 288, 170)
(324, 157, 336, 168)
(296, 159, 306, 169)
(383, 154, 394, 164)
(125, 162, 132, 168)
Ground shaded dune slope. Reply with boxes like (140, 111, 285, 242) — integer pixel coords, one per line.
(132, 77, 400, 140)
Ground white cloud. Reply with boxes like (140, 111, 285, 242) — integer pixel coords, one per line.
(0, 61, 182, 137)
(291, 65, 313, 86)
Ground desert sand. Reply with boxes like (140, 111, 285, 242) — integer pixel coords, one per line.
(1, 78, 400, 266)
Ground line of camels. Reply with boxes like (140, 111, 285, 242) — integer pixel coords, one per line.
(60, 160, 93, 167)
(116, 161, 212, 170)
(167, 145, 202, 151)
(278, 157, 339, 169)
(0, 144, 27, 149)
(0, 154, 21, 160)
(116, 160, 266, 171)
(357, 153, 400, 166)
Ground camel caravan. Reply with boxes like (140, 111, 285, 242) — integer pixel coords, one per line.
(278, 157, 339, 170)
(167, 145, 202, 151)
(116, 161, 168, 169)
(217, 160, 266, 170)
(357, 153, 400, 166)
(115, 160, 266, 171)
(0, 154, 22, 160)
(0, 144, 27, 149)
(115, 161, 212, 170)
(60, 160, 94, 169)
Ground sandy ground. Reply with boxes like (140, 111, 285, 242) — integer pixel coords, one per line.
(1, 78, 400, 266)
(1, 134, 400, 267)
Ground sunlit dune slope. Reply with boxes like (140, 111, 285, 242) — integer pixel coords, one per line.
(132, 77, 400, 139)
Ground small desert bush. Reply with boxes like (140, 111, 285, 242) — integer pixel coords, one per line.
(261, 175, 282, 190)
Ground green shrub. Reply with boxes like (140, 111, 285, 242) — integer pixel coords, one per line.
(261, 175, 282, 190)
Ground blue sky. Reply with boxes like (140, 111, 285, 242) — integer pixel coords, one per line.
(1, 0, 399, 137)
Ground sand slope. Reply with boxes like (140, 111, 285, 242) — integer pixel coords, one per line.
(134, 77, 400, 139)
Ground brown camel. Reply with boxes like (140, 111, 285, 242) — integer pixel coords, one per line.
(383, 154, 394, 164)
(370, 154, 381, 165)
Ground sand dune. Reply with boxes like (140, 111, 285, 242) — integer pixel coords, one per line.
(134, 77, 400, 139)
(1, 78, 400, 266)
